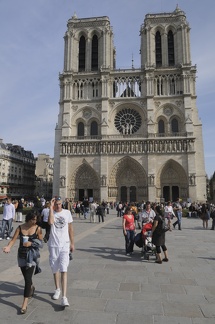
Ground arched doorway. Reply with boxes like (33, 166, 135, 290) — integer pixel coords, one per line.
(109, 156, 147, 202)
(70, 160, 100, 201)
(158, 159, 188, 202)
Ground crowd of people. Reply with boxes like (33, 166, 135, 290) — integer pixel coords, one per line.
(1, 194, 215, 314)
(120, 199, 215, 264)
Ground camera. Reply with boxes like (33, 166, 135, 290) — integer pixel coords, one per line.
(69, 252, 73, 261)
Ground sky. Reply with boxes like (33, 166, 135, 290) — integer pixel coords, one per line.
(0, 0, 214, 177)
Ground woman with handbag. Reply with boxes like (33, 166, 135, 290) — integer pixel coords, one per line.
(3, 211, 43, 314)
(151, 205, 169, 264)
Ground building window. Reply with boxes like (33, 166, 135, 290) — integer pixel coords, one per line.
(168, 30, 175, 66)
(78, 83, 83, 99)
(90, 121, 98, 136)
(171, 118, 179, 133)
(114, 108, 142, 134)
(92, 82, 99, 97)
(156, 78, 163, 95)
(155, 31, 162, 66)
(169, 77, 176, 95)
(79, 36, 86, 71)
(158, 120, 165, 134)
(91, 35, 98, 71)
(77, 122, 84, 137)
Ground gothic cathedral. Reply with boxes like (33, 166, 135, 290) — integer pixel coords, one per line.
(53, 6, 206, 203)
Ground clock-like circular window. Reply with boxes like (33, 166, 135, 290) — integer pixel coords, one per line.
(114, 108, 142, 134)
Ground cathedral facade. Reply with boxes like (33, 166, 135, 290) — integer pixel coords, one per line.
(53, 6, 206, 203)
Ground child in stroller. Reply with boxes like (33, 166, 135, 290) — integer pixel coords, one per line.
(134, 222, 156, 260)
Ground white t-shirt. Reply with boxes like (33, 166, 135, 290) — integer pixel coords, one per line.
(41, 207, 50, 222)
(164, 205, 174, 218)
(48, 209, 73, 248)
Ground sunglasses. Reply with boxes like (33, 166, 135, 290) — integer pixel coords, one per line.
(55, 196, 61, 200)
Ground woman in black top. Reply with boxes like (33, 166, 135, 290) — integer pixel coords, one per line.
(151, 205, 169, 264)
(3, 211, 43, 314)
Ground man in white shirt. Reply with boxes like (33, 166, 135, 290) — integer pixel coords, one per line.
(48, 197, 74, 307)
(139, 201, 156, 234)
(0, 195, 15, 240)
(140, 201, 156, 225)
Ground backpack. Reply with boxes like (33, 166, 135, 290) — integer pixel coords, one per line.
(157, 216, 170, 234)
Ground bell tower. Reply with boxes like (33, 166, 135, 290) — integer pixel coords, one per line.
(63, 14, 115, 73)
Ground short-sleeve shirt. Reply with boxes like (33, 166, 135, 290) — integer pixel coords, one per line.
(41, 207, 50, 222)
(123, 214, 135, 231)
(141, 209, 156, 223)
(48, 209, 73, 248)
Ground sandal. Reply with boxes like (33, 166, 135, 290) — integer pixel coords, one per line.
(155, 260, 162, 264)
(20, 308, 27, 314)
(162, 258, 169, 262)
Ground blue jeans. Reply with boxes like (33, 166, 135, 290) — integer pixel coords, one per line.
(124, 230, 135, 254)
(83, 207, 89, 219)
(1, 218, 13, 239)
(173, 211, 182, 229)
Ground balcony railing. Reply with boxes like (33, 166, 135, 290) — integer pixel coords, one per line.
(61, 132, 193, 142)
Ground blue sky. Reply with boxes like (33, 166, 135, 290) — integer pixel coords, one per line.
(0, 0, 214, 177)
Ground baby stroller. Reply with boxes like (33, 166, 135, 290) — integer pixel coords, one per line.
(134, 223, 156, 260)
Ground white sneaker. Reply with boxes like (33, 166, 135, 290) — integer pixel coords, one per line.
(52, 289, 61, 300)
(6, 237, 10, 240)
(61, 297, 69, 307)
(0, 238, 2, 241)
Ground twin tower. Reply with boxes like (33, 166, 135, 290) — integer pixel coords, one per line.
(53, 6, 206, 203)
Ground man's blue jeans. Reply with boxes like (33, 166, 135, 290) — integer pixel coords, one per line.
(1, 218, 13, 239)
(173, 211, 182, 229)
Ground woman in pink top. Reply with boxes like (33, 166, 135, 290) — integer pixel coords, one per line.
(164, 201, 175, 230)
(122, 206, 136, 255)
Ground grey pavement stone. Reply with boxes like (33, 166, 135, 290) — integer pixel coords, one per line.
(117, 313, 153, 324)
(162, 301, 203, 317)
(73, 310, 117, 324)
(160, 283, 186, 294)
(71, 279, 99, 290)
(67, 288, 102, 298)
(106, 299, 163, 315)
(119, 282, 140, 292)
(167, 292, 208, 304)
(97, 280, 120, 290)
(133, 291, 168, 301)
(200, 303, 215, 318)
(101, 289, 132, 300)
(154, 315, 192, 324)
(192, 319, 215, 324)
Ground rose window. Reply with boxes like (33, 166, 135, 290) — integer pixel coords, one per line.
(114, 108, 141, 134)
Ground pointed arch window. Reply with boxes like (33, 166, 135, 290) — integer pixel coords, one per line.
(156, 78, 163, 95)
(168, 30, 175, 66)
(92, 82, 99, 97)
(90, 121, 98, 136)
(79, 36, 86, 71)
(91, 35, 98, 71)
(155, 31, 162, 66)
(171, 118, 179, 133)
(158, 120, 165, 134)
(169, 77, 176, 94)
(77, 122, 84, 137)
